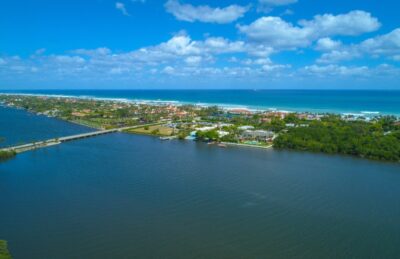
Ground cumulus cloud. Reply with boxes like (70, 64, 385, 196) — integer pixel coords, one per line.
(315, 38, 342, 51)
(184, 56, 202, 66)
(165, 0, 250, 24)
(116, 2, 130, 16)
(1, 18, 399, 88)
(316, 28, 400, 63)
(257, 0, 297, 13)
(0, 31, 294, 87)
(317, 50, 361, 64)
(158, 33, 201, 55)
(238, 10, 380, 50)
(302, 64, 368, 77)
(360, 28, 400, 58)
(238, 17, 312, 49)
(298, 10, 381, 37)
(162, 66, 176, 75)
(52, 55, 85, 64)
(299, 64, 400, 83)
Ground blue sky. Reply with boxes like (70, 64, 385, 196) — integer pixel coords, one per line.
(1, 0, 400, 89)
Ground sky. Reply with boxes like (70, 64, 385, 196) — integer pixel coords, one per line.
(1, 0, 400, 89)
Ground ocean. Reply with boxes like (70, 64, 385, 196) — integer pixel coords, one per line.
(1, 89, 400, 116)
(1, 106, 400, 258)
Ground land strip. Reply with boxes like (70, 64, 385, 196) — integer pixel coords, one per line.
(0, 94, 399, 162)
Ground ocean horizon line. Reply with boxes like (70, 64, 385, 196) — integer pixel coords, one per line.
(2, 88, 400, 92)
(2, 90, 399, 117)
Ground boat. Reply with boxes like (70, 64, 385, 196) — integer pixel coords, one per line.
(218, 143, 227, 148)
(159, 136, 177, 140)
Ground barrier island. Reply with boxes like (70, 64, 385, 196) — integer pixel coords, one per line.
(0, 94, 399, 162)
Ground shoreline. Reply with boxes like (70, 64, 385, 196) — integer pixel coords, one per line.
(1, 92, 399, 118)
(1, 94, 399, 163)
(0, 104, 274, 152)
(221, 142, 273, 149)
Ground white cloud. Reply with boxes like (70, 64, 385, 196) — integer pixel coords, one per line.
(299, 10, 381, 37)
(257, 0, 296, 13)
(238, 17, 312, 49)
(316, 28, 400, 63)
(109, 67, 130, 75)
(159, 33, 201, 55)
(116, 2, 130, 16)
(315, 38, 342, 51)
(203, 37, 246, 53)
(238, 10, 380, 50)
(262, 63, 290, 72)
(185, 56, 202, 66)
(302, 64, 368, 77)
(162, 66, 176, 75)
(317, 50, 360, 64)
(243, 57, 273, 65)
(360, 28, 400, 58)
(2, 25, 399, 88)
(165, 0, 250, 24)
(53, 55, 85, 64)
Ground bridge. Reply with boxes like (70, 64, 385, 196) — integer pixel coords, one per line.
(1, 123, 162, 154)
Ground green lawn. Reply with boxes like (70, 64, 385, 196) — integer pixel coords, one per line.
(127, 125, 175, 136)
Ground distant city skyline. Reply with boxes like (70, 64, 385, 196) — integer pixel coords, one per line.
(1, 0, 400, 89)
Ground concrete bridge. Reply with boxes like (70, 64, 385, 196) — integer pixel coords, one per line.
(1, 123, 162, 154)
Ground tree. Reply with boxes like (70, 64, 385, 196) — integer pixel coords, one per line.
(273, 118, 400, 162)
(196, 130, 219, 141)
(0, 240, 12, 259)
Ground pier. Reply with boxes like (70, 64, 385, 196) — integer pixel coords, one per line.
(1, 123, 162, 154)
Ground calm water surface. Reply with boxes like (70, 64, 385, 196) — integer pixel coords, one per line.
(1, 107, 400, 258)
(0, 106, 92, 147)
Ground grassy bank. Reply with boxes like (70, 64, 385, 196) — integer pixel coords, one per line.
(126, 125, 175, 136)
(0, 150, 16, 162)
(0, 240, 12, 259)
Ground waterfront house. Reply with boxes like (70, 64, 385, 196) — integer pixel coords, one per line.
(217, 130, 230, 138)
(229, 108, 253, 115)
(241, 130, 274, 141)
(238, 125, 255, 130)
(196, 126, 217, 132)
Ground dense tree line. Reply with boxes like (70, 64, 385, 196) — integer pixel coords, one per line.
(196, 130, 219, 141)
(274, 116, 400, 162)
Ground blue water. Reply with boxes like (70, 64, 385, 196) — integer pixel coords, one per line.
(2, 89, 400, 116)
(0, 106, 92, 147)
(1, 106, 400, 258)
